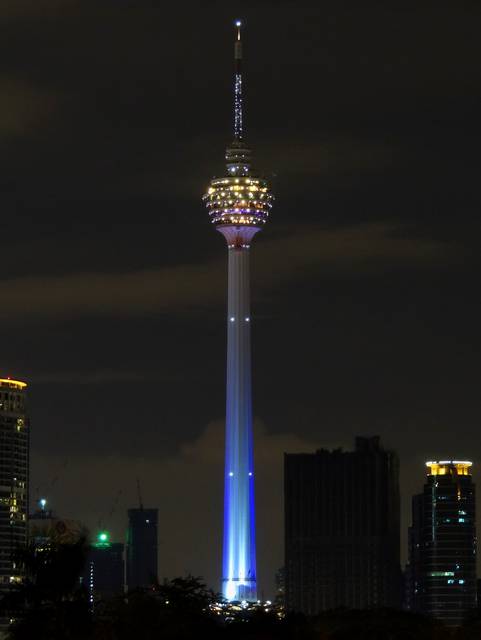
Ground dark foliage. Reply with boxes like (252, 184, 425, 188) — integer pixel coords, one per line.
(0, 539, 92, 640)
(311, 609, 451, 640)
(94, 576, 221, 640)
(0, 542, 467, 639)
(453, 613, 481, 640)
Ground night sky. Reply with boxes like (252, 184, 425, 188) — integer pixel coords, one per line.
(2, 1, 481, 596)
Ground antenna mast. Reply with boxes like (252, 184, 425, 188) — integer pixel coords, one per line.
(234, 20, 243, 141)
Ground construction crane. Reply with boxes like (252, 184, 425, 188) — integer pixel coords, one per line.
(98, 489, 123, 533)
(136, 477, 144, 511)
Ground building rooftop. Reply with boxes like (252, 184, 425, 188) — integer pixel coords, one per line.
(0, 378, 27, 390)
(425, 461, 472, 476)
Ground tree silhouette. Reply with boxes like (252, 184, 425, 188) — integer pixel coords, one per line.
(0, 539, 92, 640)
(312, 609, 451, 640)
(95, 575, 221, 640)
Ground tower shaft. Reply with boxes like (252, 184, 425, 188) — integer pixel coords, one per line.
(222, 243, 256, 601)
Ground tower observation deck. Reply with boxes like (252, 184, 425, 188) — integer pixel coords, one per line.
(203, 21, 274, 602)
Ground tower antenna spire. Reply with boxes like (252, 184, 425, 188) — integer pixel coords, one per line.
(234, 20, 243, 141)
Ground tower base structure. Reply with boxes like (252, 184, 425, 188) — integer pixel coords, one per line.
(223, 578, 257, 602)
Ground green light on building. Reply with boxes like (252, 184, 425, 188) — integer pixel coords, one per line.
(95, 530, 111, 547)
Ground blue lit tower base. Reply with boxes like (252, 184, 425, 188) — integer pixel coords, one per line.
(220, 225, 258, 601)
(203, 21, 274, 602)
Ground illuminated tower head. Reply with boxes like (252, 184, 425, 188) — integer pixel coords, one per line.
(203, 20, 274, 247)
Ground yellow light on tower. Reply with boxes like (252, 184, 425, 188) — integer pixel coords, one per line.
(426, 460, 472, 476)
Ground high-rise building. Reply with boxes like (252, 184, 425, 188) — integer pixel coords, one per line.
(405, 461, 477, 627)
(81, 531, 124, 604)
(284, 436, 401, 614)
(203, 21, 274, 602)
(404, 493, 424, 612)
(0, 378, 29, 590)
(29, 499, 85, 548)
(126, 508, 158, 590)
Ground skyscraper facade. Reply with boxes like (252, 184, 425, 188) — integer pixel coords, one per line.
(0, 378, 29, 589)
(404, 493, 424, 612)
(81, 531, 124, 604)
(203, 21, 274, 602)
(126, 508, 158, 590)
(405, 461, 477, 627)
(284, 436, 401, 614)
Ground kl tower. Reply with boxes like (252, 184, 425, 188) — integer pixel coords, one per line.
(203, 21, 274, 602)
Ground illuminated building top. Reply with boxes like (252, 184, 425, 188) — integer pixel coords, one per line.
(94, 530, 111, 548)
(0, 378, 27, 390)
(203, 21, 274, 235)
(426, 461, 472, 476)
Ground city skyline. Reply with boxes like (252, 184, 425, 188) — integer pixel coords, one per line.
(0, 2, 480, 598)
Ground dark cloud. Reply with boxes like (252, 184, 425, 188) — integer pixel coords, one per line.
(0, 223, 458, 321)
(0, 76, 57, 135)
(0, 0, 80, 19)
(32, 369, 145, 384)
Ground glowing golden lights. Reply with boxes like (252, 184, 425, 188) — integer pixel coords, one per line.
(426, 461, 472, 476)
(0, 379, 27, 390)
(203, 176, 273, 227)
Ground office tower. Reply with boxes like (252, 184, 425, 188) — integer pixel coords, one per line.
(203, 21, 274, 602)
(404, 493, 424, 612)
(406, 461, 477, 627)
(81, 531, 124, 604)
(275, 567, 285, 608)
(29, 500, 85, 548)
(284, 436, 401, 614)
(126, 508, 158, 590)
(0, 378, 29, 589)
